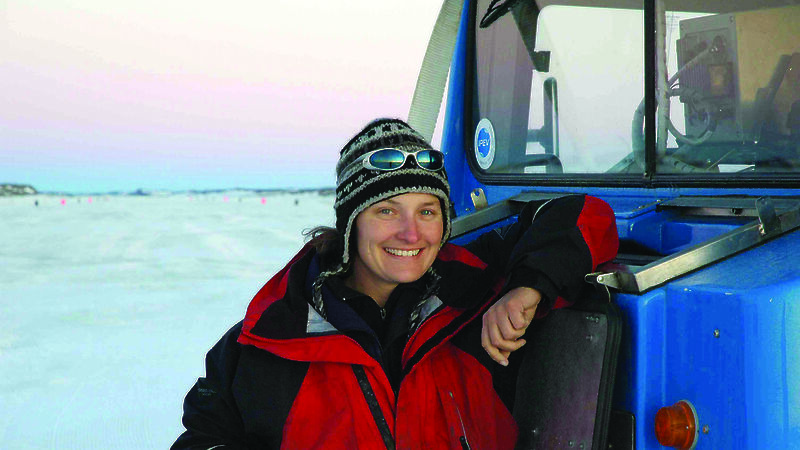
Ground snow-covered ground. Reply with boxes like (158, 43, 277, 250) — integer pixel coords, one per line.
(0, 192, 334, 449)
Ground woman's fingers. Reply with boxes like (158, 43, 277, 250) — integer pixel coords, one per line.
(481, 287, 543, 365)
(481, 325, 523, 365)
(492, 304, 526, 341)
(505, 287, 541, 329)
(482, 306, 527, 365)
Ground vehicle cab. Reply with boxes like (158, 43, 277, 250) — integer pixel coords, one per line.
(429, 0, 800, 447)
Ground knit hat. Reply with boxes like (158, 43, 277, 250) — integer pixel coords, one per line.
(334, 118, 451, 269)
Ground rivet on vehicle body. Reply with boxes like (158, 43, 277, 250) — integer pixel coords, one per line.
(714, 329, 720, 338)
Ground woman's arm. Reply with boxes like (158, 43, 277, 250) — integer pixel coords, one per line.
(468, 195, 618, 364)
(172, 323, 248, 450)
(466, 194, 617, 311)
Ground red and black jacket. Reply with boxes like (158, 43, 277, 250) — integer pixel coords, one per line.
(173, 195, 618, 449)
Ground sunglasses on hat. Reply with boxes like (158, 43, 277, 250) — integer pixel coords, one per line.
(341, 148, 445, 182)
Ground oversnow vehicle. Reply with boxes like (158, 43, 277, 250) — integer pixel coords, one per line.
(406, 0, 800, 448)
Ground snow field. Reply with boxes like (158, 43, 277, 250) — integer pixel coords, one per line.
(0, 192, 334, 449)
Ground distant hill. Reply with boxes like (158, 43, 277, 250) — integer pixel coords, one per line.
(0, 184, 37, 196)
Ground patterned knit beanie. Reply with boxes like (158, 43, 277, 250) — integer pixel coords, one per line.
(334, 118, 451, 269)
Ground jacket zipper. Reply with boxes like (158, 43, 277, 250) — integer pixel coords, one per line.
(448, 391, 472, 450)
(352, 365, 396, 450)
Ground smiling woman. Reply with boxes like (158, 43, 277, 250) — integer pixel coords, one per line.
(173, 118, 619, 449)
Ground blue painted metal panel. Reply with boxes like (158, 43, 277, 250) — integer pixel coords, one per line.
(617, 209, 751, 255)
(612, 230, 800, 448)
(612, 289, 668, 449)
(665, 230, 800, 448)
(441, 0, 480, 216)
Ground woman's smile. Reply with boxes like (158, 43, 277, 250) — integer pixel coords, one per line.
(384, 248, 422, 257)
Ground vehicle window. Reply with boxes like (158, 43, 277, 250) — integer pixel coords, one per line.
(661, 2, 800, 175)
(471, 0, 800, 180)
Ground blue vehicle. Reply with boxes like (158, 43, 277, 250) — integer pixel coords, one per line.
(409, 0, 800, 448)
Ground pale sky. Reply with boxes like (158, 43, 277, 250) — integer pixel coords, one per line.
(1, 1, 443, 193)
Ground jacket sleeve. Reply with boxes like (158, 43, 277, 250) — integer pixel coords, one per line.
(172, 323, 249, 450)
(464, 195, 618, 313)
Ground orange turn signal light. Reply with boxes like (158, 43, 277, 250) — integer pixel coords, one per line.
(655, 400, 698, 449)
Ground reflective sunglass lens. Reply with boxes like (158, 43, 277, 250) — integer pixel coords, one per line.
(416, 150, 444, 170)
(369, 149, 406, 169)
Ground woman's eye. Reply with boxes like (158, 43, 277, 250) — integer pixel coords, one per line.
(379, 208, 393, 215)
(421, 209, 437, 216)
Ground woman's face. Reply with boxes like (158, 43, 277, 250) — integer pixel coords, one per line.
(349, 193, 444, 304)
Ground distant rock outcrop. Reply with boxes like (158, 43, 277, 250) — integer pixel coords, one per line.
(0, 184, 37, 196)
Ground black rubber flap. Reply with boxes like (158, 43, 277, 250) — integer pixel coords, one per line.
(513, 304, 619, 450)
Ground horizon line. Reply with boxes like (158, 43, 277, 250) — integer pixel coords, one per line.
(0, 183, 336, 197)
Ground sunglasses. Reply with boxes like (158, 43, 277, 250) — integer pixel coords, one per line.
(343, 148, 445, 179)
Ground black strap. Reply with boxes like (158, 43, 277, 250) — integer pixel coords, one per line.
(352, 365, 395, 450)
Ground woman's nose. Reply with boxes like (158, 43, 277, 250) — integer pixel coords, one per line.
(397, 215, 420, 242)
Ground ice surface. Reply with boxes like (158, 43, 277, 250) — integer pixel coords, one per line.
(0, 192, 334, 449)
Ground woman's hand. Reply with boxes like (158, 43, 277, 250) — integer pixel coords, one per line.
(481, 287, 541, 366)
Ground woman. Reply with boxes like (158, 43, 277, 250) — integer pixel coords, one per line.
(173, 118, 618, 449)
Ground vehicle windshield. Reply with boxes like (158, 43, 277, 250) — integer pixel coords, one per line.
(471, 0, 800, 181)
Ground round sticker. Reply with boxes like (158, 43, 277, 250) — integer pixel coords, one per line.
(474, 118, 495, 170)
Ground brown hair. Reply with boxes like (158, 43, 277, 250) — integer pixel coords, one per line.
(303, 226, 345, 269)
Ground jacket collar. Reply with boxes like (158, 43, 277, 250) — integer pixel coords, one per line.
(237, 243, 497, 366)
